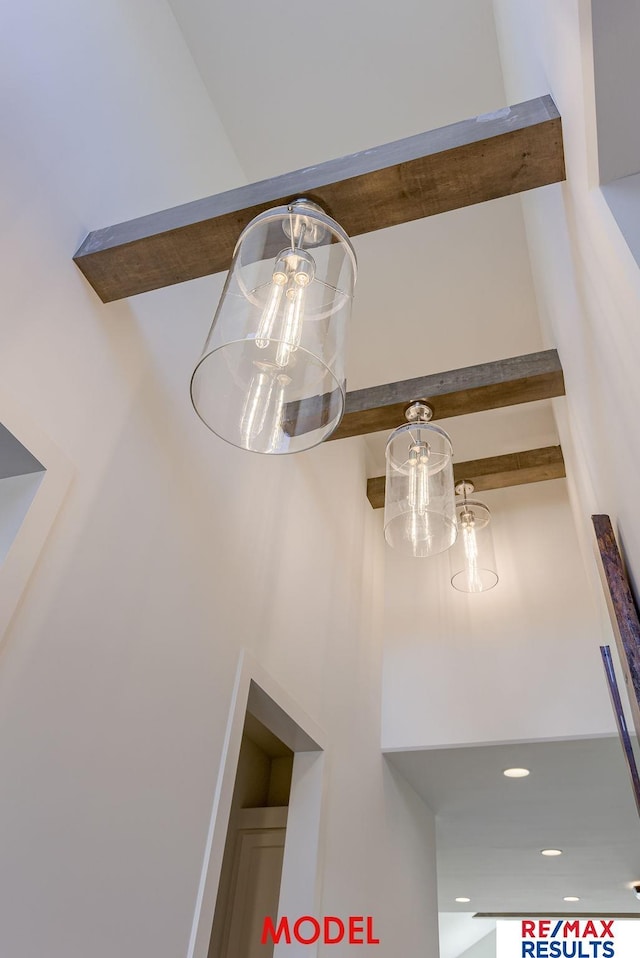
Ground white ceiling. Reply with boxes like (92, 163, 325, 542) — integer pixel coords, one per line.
(168, 0, 558, 467)
(348, 192, 555, 472)
(165, 0, 630, 931)
(387, 738, 640, 915)
(345, 197, 544, 390)
(168, 0, 506, 182)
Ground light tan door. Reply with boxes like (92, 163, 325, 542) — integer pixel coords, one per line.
(219, 807, 288, 958)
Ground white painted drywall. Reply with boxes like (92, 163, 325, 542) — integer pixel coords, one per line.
(383, 480, 615, 749)
(0, 3, 439, 957)
(492, 0, 640, 610)
(440, 913, 497, 958)
(591, 0, 640, 183)
(601, 173, 640, 268)
(459, 930, 497, 958)
(168, 0, 506, 181)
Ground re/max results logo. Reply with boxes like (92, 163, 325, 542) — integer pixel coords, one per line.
(520, 920, 615, 958)
(497, 919, 640, 958)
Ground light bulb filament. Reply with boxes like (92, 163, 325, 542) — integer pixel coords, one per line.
(240, 370, 293, 452)
(255, 276, 286, 348)
(276, 283, 306, 367)
(254, 248, 315, 363)
(408, 441, 430, 515)
(461, 509, 482, 591)
(267, 374, 291, 452)
(240, 371, 277, 448)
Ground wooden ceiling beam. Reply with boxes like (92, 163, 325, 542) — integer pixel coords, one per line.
(366, 445, 566, 508)
(321, 349, 565, 442)
(73, 95, 565, 303)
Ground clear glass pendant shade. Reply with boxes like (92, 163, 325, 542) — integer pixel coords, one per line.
(190, 200, 357, 454)
(384, 416, 457, 557)
(450, 497, 498, 592)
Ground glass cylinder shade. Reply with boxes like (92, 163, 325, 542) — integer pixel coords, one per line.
(450, 499, 498, 592)
(190, 201, 357, 454)
(384, 422, 456, 557)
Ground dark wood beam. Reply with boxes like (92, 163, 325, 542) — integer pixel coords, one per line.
(452, 444, 566, 491)
(74, 96, 565, 302)
(323, 349, 565, 442)
(592, 515, 640, 742)
(366, 445, 565, 509)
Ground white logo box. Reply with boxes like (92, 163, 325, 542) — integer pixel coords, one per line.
(497, 920, 640, 958)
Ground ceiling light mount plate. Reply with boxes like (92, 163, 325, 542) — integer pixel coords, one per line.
(404, 400, 433, 423)
(455, 479, 475, 498)
(282, 198, 328, 247)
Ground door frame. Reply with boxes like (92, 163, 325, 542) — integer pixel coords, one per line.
(187, 651, 327, 958)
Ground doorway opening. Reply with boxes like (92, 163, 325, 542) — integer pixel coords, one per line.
(208, 713, 294, 957)
(190, 663, 325, 958)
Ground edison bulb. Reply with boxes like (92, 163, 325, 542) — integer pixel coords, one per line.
(408, 440, 430, 515)
(460, 507, 482, 591)
(450, 494, 498, 592)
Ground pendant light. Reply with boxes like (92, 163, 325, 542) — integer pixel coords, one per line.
(190, 199, 357, 454)
(384, 401, 457, 557)
(449, 481, 499, 592)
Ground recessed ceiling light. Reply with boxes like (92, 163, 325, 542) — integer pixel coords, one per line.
(541, 849, 563, 856)
(563, 897, 580, 902)
(455, 897, 471, 903)
(503, 768, 530, 778)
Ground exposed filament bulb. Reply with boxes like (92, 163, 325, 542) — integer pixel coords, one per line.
(267, 373, 292, 451)
(240, 368, 293, 452)
(460, 507, 482, 591)
(255, 248, 315, 366)
(255, 269, 287, 348)
(408, 440, 430, 515)
(240, 368, 277, 449)
(276, 284, 304, 367)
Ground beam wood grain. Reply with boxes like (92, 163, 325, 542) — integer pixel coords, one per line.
(366, 445, 566, 508)
(74, 96, 565, 302)
(323, 349, 565, 442)
(592, 515, 640, 743)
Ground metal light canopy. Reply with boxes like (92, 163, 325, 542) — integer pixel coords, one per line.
(190, 198, 357, 454)
(384, 401, 457, 557)
(450, 480, 499, 592)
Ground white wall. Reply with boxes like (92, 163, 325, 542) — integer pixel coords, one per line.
(0, 3, 438, 957)
(459, 931, 496, 958)
(440, 913, 496, 958)
(492, 0, 640, 604)
(591, 0, 640, 183)
(383, 480, 614, 750)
